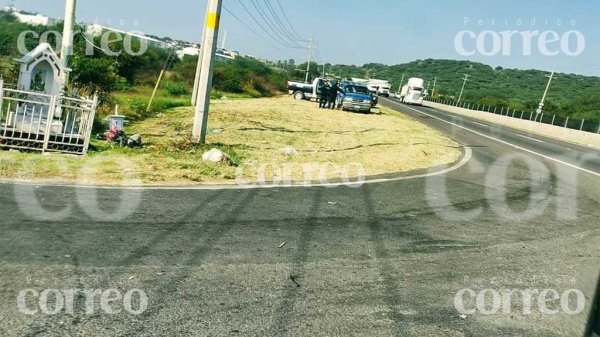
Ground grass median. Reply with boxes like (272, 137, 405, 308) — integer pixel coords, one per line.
(0, 96, 461, 186)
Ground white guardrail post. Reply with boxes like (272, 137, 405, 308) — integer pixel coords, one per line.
(0, 78, 4, 115)
(82, 94, 99, 155)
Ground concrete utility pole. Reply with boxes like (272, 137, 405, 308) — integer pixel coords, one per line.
(305, 38, 313, 83)
(60, 0, 76, 90)
(457, 74, 470, 103)
(192, 28, 211, 105)
(431, 77, 437, 97)
(397, 74, 405, 94)
(537, 71, 557, 115)
(221, 30, 227, 49)
(192, 0, 222, 144)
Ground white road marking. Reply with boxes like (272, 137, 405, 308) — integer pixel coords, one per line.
(514, 134, 544, 143)
(470, 121, 487, 127)
(384, 99, 600, 178)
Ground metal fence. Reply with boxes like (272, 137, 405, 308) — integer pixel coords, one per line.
(426, 97, 600, 134)
(0, 80, 98, 155)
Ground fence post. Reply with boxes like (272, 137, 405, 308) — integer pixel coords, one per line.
(529, 112, 533, 121)
(512, 109, 516, 118)
(580, 119, 585, 131)
(43, 95, 57, 153)
(539, 113, 543, 123)
(564, 117, 569, 128)
(500, 107, 504, 115)
(597, 122, 600, 134)
(488, 106, 491, 112)
(551, 115, 556, 125)
(520, 111, 524, 119)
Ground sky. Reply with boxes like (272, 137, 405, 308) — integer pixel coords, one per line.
(9, 0, 600, 76)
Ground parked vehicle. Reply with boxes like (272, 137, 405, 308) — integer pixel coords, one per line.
(287, 78, 326, 101)
(371, 94, 379, 107)
(336, 82, 373, 113)
(401, 78, 425, 105)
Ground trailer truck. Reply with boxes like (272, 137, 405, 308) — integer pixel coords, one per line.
(400, 78, 425, 105)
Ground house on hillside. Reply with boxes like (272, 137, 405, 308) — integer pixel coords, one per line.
(2, 7, 58, 26)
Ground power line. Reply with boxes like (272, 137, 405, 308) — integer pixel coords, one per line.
(261, 0, 304, 44)
(248, 0, 303, 48)
(222, 4, 294, 58)
(236, 0, 303, 49)
(274, 0, 305, 41)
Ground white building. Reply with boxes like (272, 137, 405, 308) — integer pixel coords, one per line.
(176, 47, 235, 61)
(176, 46, 201, 59)
(85, 23, 104, 36)
(3, 8, 57, 26)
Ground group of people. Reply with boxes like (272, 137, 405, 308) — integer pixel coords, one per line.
(318, 80, 342, 109)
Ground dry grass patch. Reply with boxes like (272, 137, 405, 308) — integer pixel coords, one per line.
(0, 96, 460, 185)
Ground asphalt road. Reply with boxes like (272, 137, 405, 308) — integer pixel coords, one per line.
(0, 98, 599, 337)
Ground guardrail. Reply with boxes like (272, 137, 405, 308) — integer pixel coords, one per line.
(427, 97, 600, 135)
(0, 79, 98, 155)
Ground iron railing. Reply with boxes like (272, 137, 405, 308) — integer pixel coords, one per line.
(425, 97, 600, 135)
(0, 79, 98, 155)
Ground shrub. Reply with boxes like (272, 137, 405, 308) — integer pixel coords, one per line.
(164, 82, 190, 96)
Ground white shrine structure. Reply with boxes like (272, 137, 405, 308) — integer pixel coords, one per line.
(0, 43, 97, 155)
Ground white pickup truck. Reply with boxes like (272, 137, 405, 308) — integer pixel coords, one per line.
(287, 78, 326, 101)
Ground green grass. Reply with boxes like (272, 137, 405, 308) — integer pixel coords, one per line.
(109, 86, 190, 121)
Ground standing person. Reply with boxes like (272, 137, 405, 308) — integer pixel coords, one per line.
(319, 80, 330, 109)
(328, 81, 341, 109)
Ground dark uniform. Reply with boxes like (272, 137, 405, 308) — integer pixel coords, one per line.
(319, 81, 330, 108)
(328, 82, 341, 109)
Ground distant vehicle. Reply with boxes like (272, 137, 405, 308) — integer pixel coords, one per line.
(400, 78, 425, 105)
(368, 79, 391, 97)
(287, 78, 327, 101)
(350, 77, 391, 98)
(397, 85, 408, 101)
(336, 82, 373, 113)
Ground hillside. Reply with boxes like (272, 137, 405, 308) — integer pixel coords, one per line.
(326, 59, 600, 122)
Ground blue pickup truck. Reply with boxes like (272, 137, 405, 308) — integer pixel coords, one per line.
(335, 82, 375, 113)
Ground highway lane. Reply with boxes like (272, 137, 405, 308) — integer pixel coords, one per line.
(0, 99, 599, 336)
(380, 97, 600, 177)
